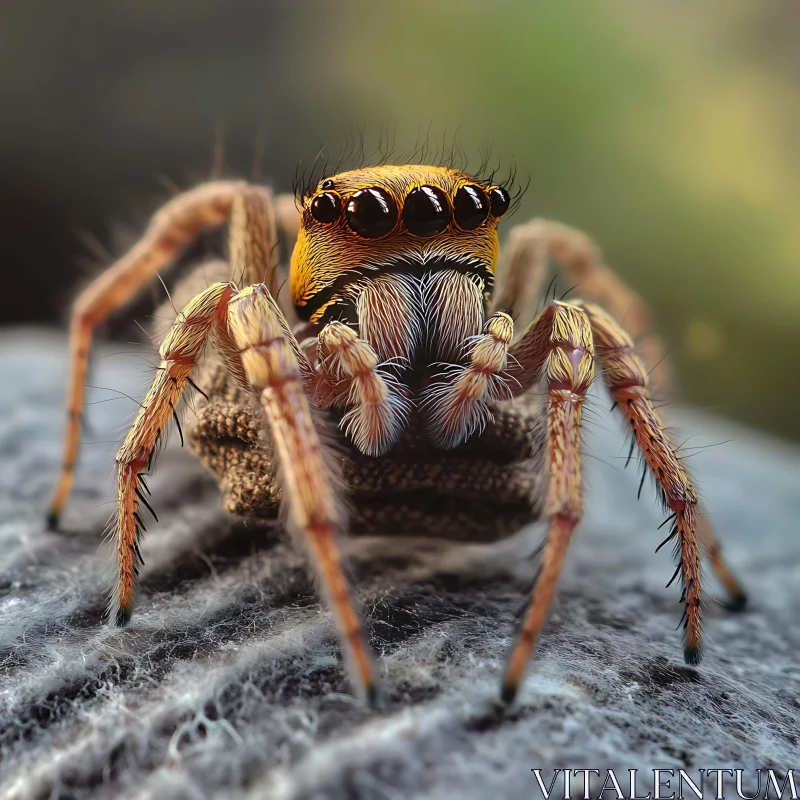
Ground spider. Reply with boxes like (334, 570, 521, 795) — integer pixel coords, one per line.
(46, 164, 747, 705)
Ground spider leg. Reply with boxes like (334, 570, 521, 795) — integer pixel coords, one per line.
(228, 285, 378, 703)
(227, 191, 376, 697)
(111, 281, 236, 624)
(500, 302, 595, 704)
(47, 182, 280, 528)
(577, 301, 709, 662)
(229, 185, 282, 290)
(490, 222, 550, 330)
(226, 187, 310, 383)
(697, 516, 747, 610)
(421, 312, 515, 448)
(501, 297, 744, 702)
(316, 321, 411, 456)
(492, 219, 670, 396)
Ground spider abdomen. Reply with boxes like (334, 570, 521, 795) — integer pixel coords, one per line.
(188, 348, 544, 542)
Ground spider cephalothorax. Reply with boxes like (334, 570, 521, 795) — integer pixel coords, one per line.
(291, 165, 504, 322)
(47, 164, 747, 706)
(292, 165, 518, 455)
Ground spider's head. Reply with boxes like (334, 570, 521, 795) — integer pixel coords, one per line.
(289, 165, 511, 323)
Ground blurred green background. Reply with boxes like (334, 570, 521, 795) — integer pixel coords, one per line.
(0, 0, 798, 439)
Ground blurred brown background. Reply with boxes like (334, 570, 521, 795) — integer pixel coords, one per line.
(1, 0, 798, 439)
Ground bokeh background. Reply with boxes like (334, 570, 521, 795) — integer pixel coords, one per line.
(1, 0, 798, 439)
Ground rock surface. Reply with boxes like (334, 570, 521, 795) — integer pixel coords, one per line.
(1, 329, 798, 799)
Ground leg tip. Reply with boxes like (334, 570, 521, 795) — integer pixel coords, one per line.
(45, 509, 61, 531)
(683, 646, 703, 667)
(727, 592, 748, 613)
(364, 682, 382, 709)
(114, 606, 132, 627)
(500, 680, 519, 706)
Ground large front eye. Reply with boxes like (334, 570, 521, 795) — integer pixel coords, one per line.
(310, 191, 341, 223)
(345, 187, 398, 238)
(453, 184, 489, 230)
(403, 185, 450, 237)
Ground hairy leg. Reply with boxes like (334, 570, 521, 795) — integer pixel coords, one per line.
(422, 312, 515, 448)
(316, 321, 410, 456)
(501, 295, 744, 701)
(697, 516, 747, 610)
(577, 301, 708, 662)
(111, 281, 235, 623)
(492, 219, 670, 396)
(228, 285, 378, 702)
(224, 185, 310, 382)
(48, 181, 265, 527)
(229, 184, 282, 292)
(227, 193, 374, 695)
(500, 302, 595, 703)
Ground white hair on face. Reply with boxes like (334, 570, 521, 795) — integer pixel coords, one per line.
(354, 273, 425, 365)
(422, 269, 484, 362)
(313, 274, 420, 457)
(332, 267, 497, 452)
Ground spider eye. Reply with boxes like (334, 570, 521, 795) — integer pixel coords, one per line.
(489, 186, 511, 217)
(403, 185, 450, 237)
(453, 184, 490, 231)
(310, 192, 341, 224)
(345, 187, 398, 238)
(321, 179, 335, 190)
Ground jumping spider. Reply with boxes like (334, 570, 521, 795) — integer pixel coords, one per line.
(47, 164, 746, 705)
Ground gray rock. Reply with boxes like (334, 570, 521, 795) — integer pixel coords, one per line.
(1, 328, 798, 800)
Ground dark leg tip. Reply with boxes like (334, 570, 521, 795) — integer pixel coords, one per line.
(364, 683, 382, 709)
(727, 592, 748, 613)
(114, 607, 132, 627)
(500, 681, 518, 706)
(45, 509, 60, 531)
(683, 646, 703, 667)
